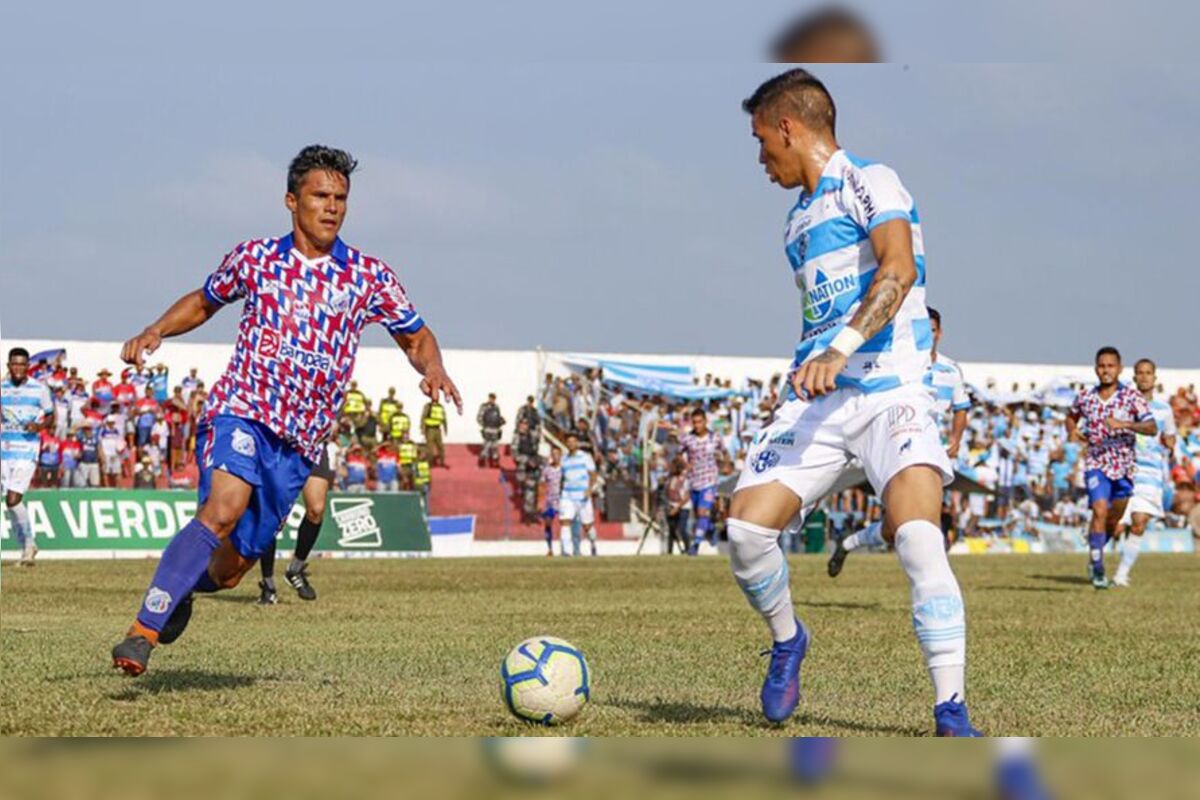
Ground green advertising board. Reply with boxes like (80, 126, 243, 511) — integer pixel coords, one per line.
(0, 490, 431, 558)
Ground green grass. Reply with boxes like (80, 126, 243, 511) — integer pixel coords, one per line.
(1, 553, 1197, 735)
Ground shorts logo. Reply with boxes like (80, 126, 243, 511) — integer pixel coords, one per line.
(1087, 474, 1099, 490)
(899, 438, 912, 455)
(752, 449, 781, 474)
(144, 587, 172, 615)
(769, 432, 796, 447)
(887, 404, 917, 430)
(231, 428, 257, 457)
(258, 329, 281, 358)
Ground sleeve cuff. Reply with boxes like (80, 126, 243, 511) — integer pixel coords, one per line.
(385, 315, 424, 335)
(202, 280, 231, 308)
(952, 402, 971, 411)
(866, 209, 910, 231)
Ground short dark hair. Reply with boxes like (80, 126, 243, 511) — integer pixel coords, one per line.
(7, 347, 29, 361)
(1096, 346, 1121, 362)
(926, 306, 941, 325)
(565, 433, 579, 442)
(691, 408, 707, 418)
(1135, 357, 1156, 371)
(742, 68, 836, 134)
(287, 144, 358, 195)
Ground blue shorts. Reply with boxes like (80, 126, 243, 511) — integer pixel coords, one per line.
(196, 415, 312, 560)
(542, 506, 558, 520)
(691, 486, 716, 513)
(1085, 469, 1133, 506)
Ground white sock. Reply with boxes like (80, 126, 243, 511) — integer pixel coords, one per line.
(728, 518, 798, 642)
(843, 521, 884, 552)
(1115, 535, 1142, 580)
(994, 737, 1035, 761)
(6, 503, 32, 550)
(895, 519, 966, 705)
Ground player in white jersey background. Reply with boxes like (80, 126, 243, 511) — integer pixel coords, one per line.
(1112, 358, 1176, 587)
(1, 347, 54, 566)
(558, 433, 598, 557)
(826, 305, 970, 575)
(729, 68, 979, 735)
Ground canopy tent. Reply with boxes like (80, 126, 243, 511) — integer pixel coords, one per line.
(559, 355, 741, 401)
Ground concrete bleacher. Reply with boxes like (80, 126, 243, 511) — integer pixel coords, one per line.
(427, 444, 625, 541)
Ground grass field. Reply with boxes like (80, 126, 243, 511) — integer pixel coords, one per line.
(1, 553, 1197, 736)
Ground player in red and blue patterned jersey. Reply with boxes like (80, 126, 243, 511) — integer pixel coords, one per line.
(111, 145, 462, 676)
(679, 408, 723, 554)
(1065, 346, 1156, 590)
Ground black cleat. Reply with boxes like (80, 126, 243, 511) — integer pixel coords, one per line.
(284, 565, 317, 601)
(112, 635, 153, 676)
(827, 535, 849, 578)
(158, 593, 194, 645)
(256, 580, 278, 605)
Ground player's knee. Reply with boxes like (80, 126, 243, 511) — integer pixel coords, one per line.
(305, 503, 325, 524)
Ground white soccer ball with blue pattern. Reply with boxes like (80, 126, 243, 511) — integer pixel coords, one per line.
(500, 636, 591, 725)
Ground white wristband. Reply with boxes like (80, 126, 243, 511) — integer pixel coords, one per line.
(828, 326, 866, 358)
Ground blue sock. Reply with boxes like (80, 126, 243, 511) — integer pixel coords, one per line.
(135, 520, 220, 633)
(193, 571, 220, 593)
(1087, 532, 1106, 574)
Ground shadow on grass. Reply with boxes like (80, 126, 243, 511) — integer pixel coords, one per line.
(976, 585, 1072, 593)
(792, 712, 924, 736)
(108, 669, 259, 701)
(1030, 574, 1091, 586)
(607, 696, 759, 726)
(795, 600, 882, 610)
(205, 592, 267, 605)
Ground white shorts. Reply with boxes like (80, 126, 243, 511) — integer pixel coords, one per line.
(1119, 490, 1164, 524)
(0, 459, 37, 496)
(736, 383, 952, 504)
(559, 496, 595, 526)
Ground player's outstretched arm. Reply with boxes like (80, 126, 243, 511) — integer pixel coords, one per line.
(121, 290, 221, 370)
(391, 326, 463, 415)
(794, 218, 916, 398)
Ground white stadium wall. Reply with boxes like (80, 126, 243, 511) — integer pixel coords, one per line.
(6, 338, 1199, 444)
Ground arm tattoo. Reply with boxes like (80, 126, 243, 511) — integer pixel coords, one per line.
(849, 272, 909, 340)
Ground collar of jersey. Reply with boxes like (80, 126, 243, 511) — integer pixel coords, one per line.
(792, 149, 848, 213)
(275, 232, 348, 266)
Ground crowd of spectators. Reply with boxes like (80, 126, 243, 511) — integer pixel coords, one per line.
(21, 355, 451, 501)
(522, 368, 1200, 547)
(17, 349, 1200, 544)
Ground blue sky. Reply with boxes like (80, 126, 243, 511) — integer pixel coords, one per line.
(2, 4, 1197, 367)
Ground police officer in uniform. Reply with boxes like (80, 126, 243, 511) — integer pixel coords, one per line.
(422, 398, 447, 467)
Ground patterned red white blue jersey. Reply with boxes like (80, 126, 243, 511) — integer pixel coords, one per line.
(679, 430, 722, 489)
(201, 233, 424, 462)
(1070, 382, 1152, 480)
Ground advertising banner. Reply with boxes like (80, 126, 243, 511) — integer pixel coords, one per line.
(0, 490, 431, 559)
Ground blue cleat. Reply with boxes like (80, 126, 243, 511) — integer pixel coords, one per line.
(996, 756, 1053, 800)
(933, 694, 983, 737)
(761, 619, 809, 723)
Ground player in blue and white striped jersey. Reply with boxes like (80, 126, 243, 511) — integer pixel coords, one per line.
(828, 306, 971, 570)
(2, 348, 54, 566)
(1112, 358, 1177, 587)
(729, 68, 977, 735)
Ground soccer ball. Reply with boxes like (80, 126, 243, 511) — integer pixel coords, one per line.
(500, 636, 591, 725)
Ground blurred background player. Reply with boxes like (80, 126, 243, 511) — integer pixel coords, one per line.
(256, 438, 338, 604)
(1112, 357, 1176, 587)
(679, 408, 722, 555)
(539, 445, 563, 556)
(827, 305, 970, 575)
(770, 5, 880, 63)
(110, 144, 461, 676)
(730, 69, 978, 734)
(559, 433, 598, 557)
(1066, 347, 1155, 590)
(2, 347, 54, 566)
